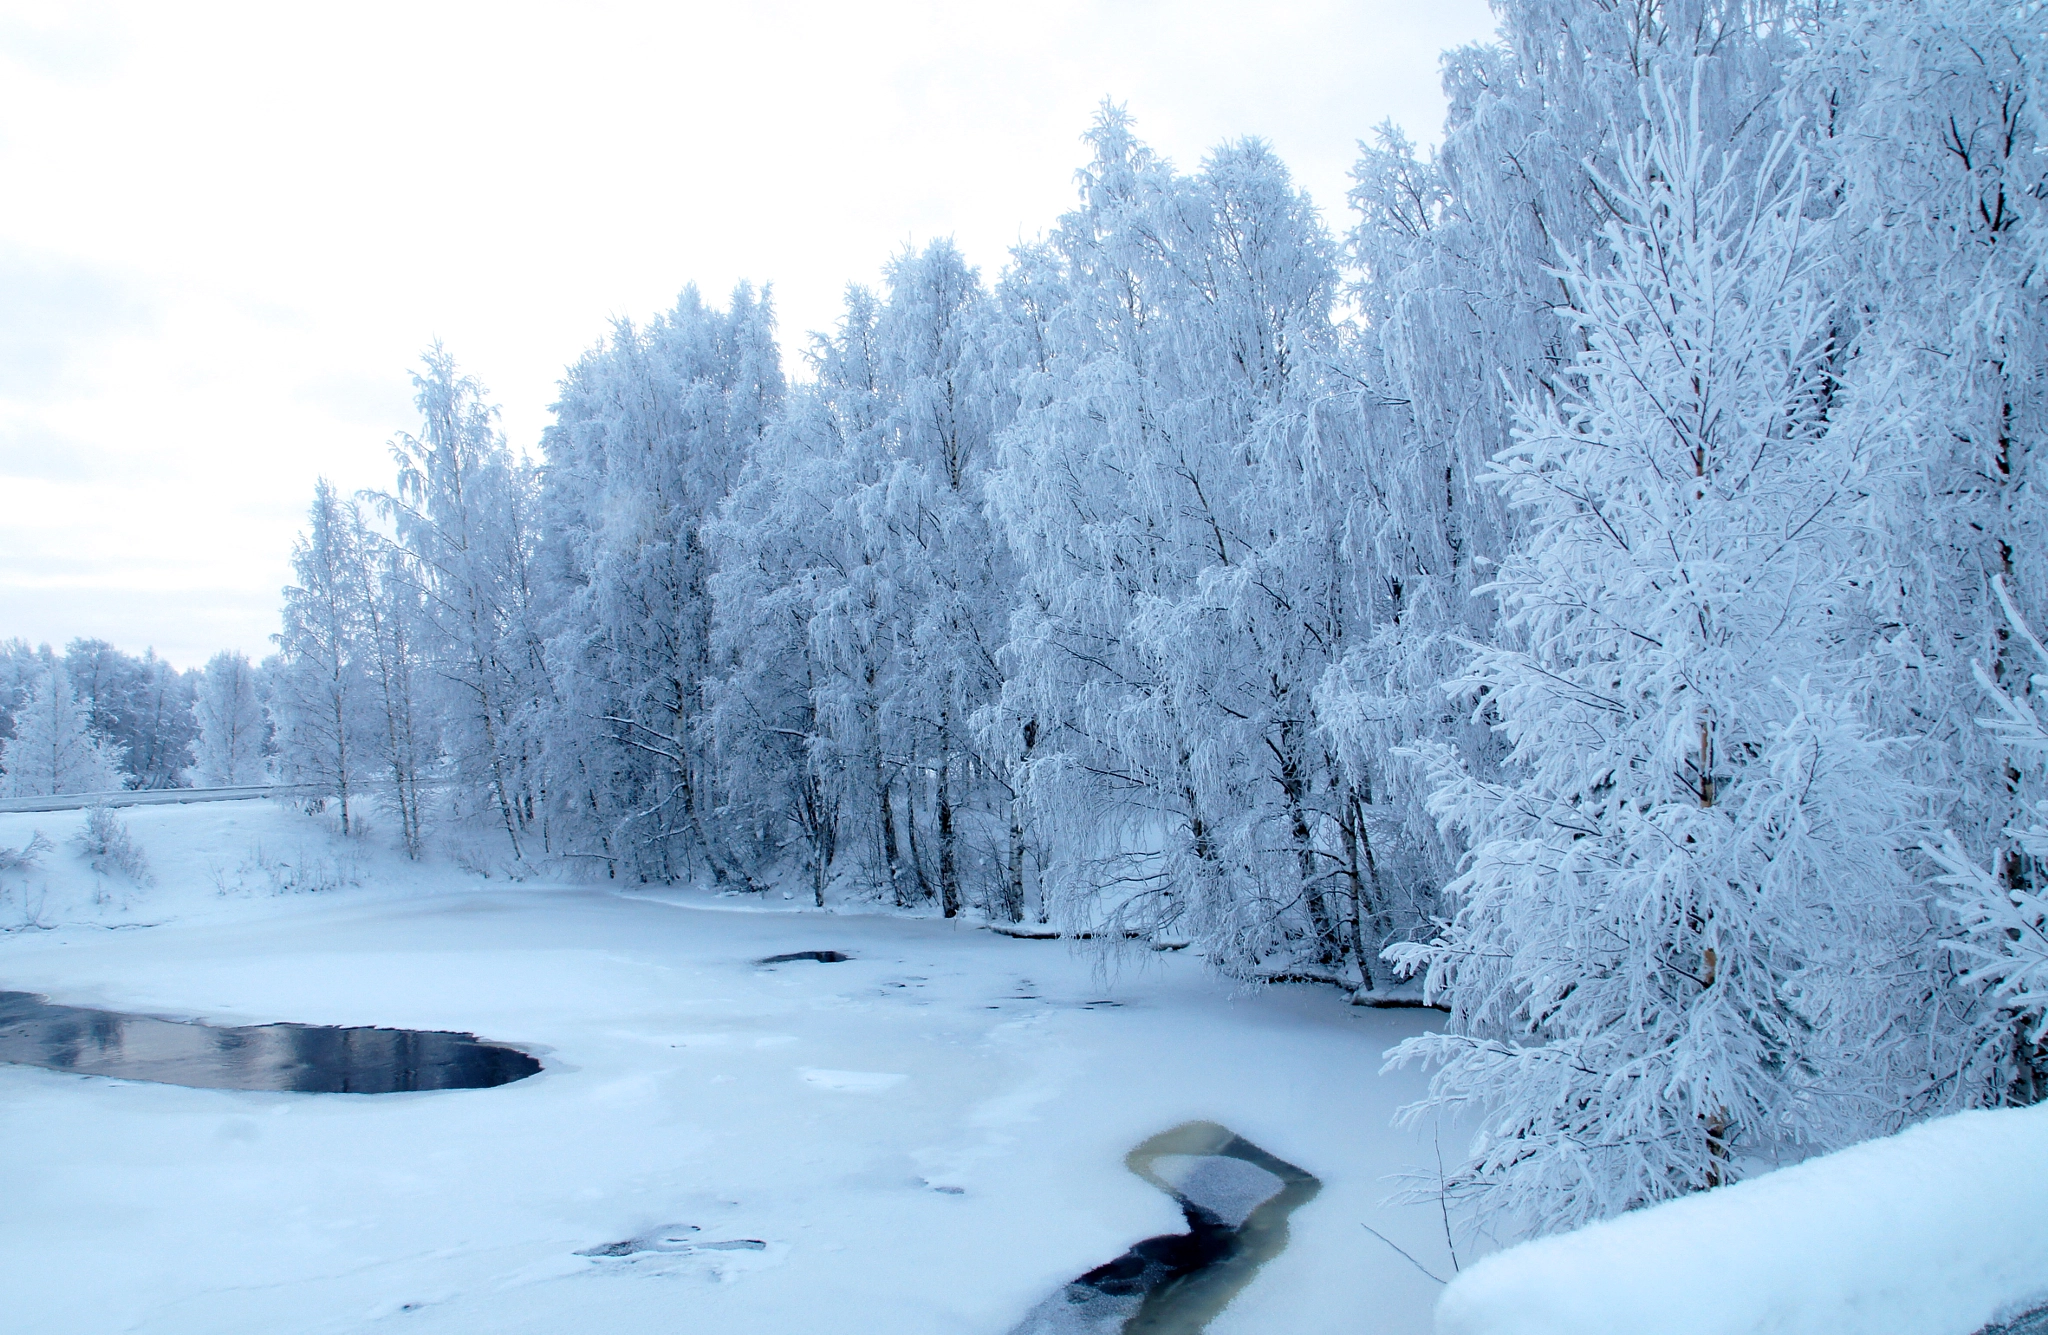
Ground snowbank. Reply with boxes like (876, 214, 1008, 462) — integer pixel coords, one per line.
(1436, 1105, 2048, 1335)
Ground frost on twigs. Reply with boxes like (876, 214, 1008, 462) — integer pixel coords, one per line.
(0, 830, 52, 874)
(0, 830, 55, 931)
(1383, 78, 1941, 1240)
(209, 839, 364, 897)
(73, 805, 151, 884)
(1928, 576, 2048, 1069)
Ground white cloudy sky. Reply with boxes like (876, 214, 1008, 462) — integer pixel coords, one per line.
(0, 0, 1495, 668)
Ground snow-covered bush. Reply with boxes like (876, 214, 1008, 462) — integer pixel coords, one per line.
(207, 838, 364, 898)
(73, 804, 151, 884)
(251, 841, 362, 895)
(0, 829, 51, 874)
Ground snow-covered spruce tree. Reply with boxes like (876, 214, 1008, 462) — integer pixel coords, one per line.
(193, 650, 267, 785)
(273, 478, 372, 831)
(536, 288, 780, 882)
(380, 347, 547, 861)
(1387, 92, 1933, 1237)
(0, 662, 121, 798)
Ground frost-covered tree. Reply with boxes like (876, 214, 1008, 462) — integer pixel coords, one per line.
(986, 109, 1391, 968)
(62, 638, 138, 781)
(0, 640, 46, 755)
(837, 242, 1008, 918)
(537, 288, 780, 881)
(1387, 93, 1938, 1236)
(702, 248, 1012, 914)
(380, 347, 547, 860)
(58, 639, 197, 789)
(708, 388, 849, 906)
(1319, 1, 1805, 980)
(1789, 1, 2048, 1098)
(0, 663, 121, 797)
(274, 478, 371, 831)
(193, 650, 267, 785)
(123, 653, 199, 789)
(729, 284, 905, 909)
(1932, 577, 2048, 1103)
(351, 513, 433, 860)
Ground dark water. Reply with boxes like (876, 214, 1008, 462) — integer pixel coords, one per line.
(0, 990, 540, 1093)
(1010, 1121, 1322, 1334)
(756, 950, 851, 964)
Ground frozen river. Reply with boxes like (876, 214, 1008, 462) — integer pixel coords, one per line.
(0, 801, 1450, 1334)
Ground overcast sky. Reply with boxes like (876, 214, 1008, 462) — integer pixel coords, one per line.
(0, 0, 1496, 668)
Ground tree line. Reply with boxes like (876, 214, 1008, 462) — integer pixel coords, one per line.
(0, 639, 266, 797)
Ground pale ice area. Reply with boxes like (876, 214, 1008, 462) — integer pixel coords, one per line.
(1436, 1103, 2048, 1335)
(0, 800, 1452, 1334)
(1146, 1154, 1286, 1230)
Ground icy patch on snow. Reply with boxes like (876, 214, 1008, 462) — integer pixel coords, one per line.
(799, 1067, 907, 1092)
(1435, 1103, 2048, 1335)
(1146, 1153, 1285, 1229)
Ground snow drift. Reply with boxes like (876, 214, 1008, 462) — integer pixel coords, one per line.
(1435, 1104, 2048, 1335)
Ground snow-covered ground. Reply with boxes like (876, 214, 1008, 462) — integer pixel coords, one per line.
(0, 801, 1453, 1334)
(1433, 1098, 2048, 1335)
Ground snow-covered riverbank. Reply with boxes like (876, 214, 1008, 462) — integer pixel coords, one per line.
(0, 801, 1452, 1334)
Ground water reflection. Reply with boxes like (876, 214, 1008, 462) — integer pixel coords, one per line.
(0, 990, 539, 1093)
(1011, 1121, 1321, 1334)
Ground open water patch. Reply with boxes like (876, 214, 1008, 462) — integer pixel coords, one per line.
(1010, 1121, 1320, 1334)
(0, 990, 540, 1093)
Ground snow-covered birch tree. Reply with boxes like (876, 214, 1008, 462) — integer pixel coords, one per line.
(536, 287, 780, 881)
(273, 478, 371, 831)
(380, 347, 545, 861)
(1387, 92, 1937, 1236)
(193, 650, 267, 785)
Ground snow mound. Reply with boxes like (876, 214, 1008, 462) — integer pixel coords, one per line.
(1437, 1104, 2048, 1335)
